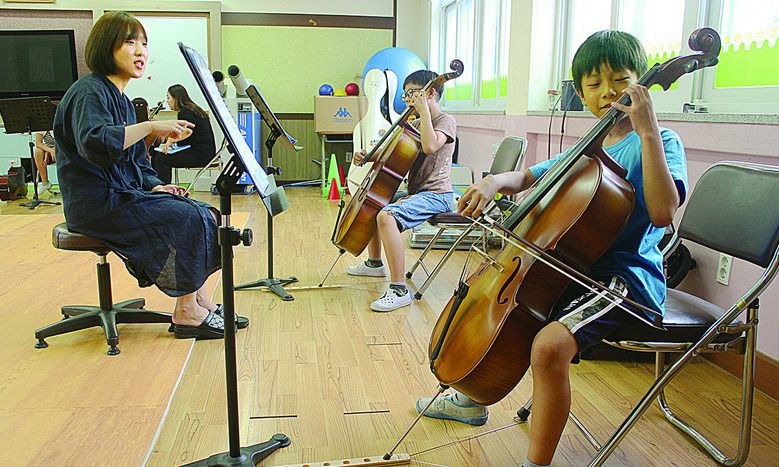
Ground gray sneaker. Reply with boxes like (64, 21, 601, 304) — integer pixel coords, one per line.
(416, 393, 489, 426)
(347, 261, 388, 277)
(37, 181, 52, 196)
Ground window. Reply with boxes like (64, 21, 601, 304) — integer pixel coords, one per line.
(435, 0, 511, 111)
(549, 0, 778, 114)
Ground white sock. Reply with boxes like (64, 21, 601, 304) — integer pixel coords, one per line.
(522, 459, 549, 467)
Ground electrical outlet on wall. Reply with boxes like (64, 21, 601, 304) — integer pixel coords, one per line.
(346, 152, 353, 163)
(717, 253, 733, 286)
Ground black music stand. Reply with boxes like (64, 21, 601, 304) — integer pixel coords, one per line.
(234, 84, 302, 300)
(179, 42, 290, 466)
(0, 97, 61, 209)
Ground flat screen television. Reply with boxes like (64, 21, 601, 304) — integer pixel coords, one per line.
(0, 30, 78, 100)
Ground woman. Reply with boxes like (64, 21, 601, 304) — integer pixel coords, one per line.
(152, 84, 216, 184)
(54, 11, 245, 339)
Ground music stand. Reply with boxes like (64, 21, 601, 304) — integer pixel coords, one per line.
(0, 97, 61, 209)
(179, 42, 291, 466)
(234, 84, 303, 300)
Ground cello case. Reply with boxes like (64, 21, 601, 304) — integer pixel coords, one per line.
(348, 68, 392, 196)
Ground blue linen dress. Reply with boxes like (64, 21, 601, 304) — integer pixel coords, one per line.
(54, 73, 220, 297)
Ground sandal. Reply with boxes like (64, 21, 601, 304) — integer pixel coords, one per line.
(168, 304, 249, 332)
(173, 311, 224, 340)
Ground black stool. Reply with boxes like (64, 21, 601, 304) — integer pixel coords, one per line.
(34, 223, 172, 355)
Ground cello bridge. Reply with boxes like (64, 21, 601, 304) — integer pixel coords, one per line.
(472, 246, 504, 273)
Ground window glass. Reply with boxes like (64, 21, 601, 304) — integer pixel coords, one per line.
(716, 0, 779, 88)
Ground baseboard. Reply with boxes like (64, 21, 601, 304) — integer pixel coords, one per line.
(707, 351, 779, 402)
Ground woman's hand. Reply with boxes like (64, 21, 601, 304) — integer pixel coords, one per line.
(149, 120, 194, 140)
(152, 184, 187, 196)
(458, 175, 500, 218)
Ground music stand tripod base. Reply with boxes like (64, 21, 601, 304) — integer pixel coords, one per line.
(234, 276, 298, 301)
(271, 453, 410, 467)
(183, 434, 291, 466)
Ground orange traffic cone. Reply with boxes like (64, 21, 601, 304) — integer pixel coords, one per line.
(327, 178, 341, 200)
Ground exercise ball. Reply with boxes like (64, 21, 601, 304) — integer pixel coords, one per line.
(363, 47, 426, 113)
(345, 82, 359, 96)
(319, 84, 334, 96)
(334, 89, 347, 97)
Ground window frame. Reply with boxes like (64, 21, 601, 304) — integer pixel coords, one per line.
(435, 0, 510, 112)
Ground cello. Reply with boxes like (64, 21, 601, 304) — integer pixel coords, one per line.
(331, 59, 464, 257)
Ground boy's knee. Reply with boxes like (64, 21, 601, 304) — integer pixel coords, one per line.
(377, 210, 398, 229)
(530, 324, 577, 372)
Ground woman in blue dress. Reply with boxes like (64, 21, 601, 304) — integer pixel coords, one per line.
(54, 11, 243, 339)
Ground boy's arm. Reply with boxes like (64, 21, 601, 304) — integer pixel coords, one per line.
(612, 85, 680, 227)
(410, 92, 448, 155)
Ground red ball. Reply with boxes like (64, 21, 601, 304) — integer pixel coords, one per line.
(345, 82, 359, 96)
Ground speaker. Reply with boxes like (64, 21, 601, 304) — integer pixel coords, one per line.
(560, 80, 583, 111)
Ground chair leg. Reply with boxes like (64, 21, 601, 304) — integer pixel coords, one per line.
(407, 227, 447, 278)
(588, 304, 759, 467)
(653, 310, 757, 466)
(414, 224, 476, 300)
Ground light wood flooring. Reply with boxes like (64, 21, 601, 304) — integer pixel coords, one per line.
(2, 188, 779, 466)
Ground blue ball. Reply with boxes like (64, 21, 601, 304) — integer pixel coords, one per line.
(363, 47, 426, 114)
(319, 84, 334, 96)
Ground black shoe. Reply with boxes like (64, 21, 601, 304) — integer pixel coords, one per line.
(168, 304, 249, 332)
(172, 311, 224, 340)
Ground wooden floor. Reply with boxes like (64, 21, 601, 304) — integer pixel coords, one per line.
(3, 188, 779, 466)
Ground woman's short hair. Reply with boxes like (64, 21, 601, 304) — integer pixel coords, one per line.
(85, 11, 147, 75)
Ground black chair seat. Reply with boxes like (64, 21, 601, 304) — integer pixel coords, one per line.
(428, 211, 471, 226)
(611, 288, 742, 343)
(52, 223, 110, 254)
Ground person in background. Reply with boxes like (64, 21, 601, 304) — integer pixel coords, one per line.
(34, 130, 56, 195)
(152, 84, 216, 185)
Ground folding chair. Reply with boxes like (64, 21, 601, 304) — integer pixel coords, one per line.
(176, 139, 227, 196)
(406, 136, 527, 299)
(521, 161, 779, 466)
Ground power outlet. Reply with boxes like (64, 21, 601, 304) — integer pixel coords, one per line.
(716, 253, 733, 286)
(346, 151, 353, 163)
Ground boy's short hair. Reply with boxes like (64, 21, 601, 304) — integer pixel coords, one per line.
(85, 11, 147, 75)
(404, 70, 441, 100)
(571, 30, 648, 92)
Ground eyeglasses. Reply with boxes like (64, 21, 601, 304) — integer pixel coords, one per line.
(401, 89, 423, 101)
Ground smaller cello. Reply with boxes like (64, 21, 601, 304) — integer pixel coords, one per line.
(331, 60, 464, 257)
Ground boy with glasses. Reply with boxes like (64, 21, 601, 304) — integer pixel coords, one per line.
(347, 70, 457, 312)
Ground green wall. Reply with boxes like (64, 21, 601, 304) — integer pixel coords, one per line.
(222, 26, 393, 113)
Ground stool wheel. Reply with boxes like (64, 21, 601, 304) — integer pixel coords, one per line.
(107, 345, 121, 356)
(414, 292, 422, 300)
(35, 339, 49, 349)
(405, 271, 413, 279)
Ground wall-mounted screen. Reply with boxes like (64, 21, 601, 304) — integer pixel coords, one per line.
(0, 30, 78, 100)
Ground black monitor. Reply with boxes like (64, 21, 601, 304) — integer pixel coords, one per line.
(0, 30, 78, 100)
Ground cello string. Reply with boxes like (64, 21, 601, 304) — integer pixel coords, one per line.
(409, 420, 522, 457)
(468, 216, 662, 328)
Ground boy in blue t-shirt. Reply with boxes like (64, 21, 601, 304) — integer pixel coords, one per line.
(415, 31, 688, 467)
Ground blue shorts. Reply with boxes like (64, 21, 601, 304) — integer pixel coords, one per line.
(381, 191, 454, 232)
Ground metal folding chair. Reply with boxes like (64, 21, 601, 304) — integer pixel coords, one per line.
(520, 161, 779, 466)
(406, 136, 527, 299)
(179, 139, 227, 196)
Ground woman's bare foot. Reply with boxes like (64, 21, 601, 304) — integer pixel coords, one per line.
(172, 301, 211, 327)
